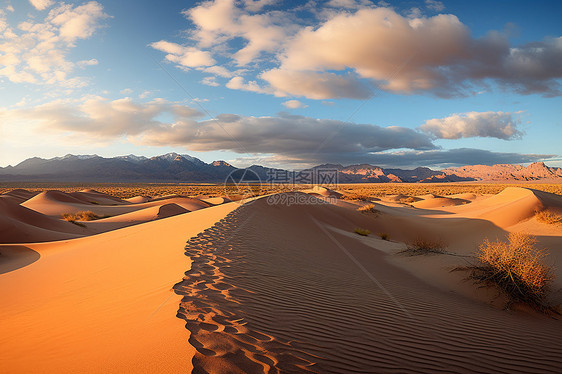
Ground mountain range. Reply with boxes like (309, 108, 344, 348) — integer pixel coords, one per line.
(0, 153, 561, 183)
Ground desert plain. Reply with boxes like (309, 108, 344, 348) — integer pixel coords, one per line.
(1, 183, 561, 373)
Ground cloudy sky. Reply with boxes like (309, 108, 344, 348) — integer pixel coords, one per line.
(0, 0, 561, 170)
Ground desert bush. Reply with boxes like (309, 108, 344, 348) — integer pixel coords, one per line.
(378, 232, 389, 240)
(400, 196, 417, 204)
(354, 228, 371, 236)
(469, 233, 554, 310)
(62, 211, 100, 222)
(357, 204, 379, 214)
(403, 237, 446, 255)
(536, 210, 562, 225)
(343, 193, 371, 201)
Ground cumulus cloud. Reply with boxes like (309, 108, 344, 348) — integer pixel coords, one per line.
(262, 69, 372, 99)
(140, 113, 436, 155)
(29, 0, 54, 11)
(3, 97, 202, 137)
(282, 100, 308, 109)
(226, 76, 272, 94)
(152, 2, 562, 99)
(184, 0, 289, 65)
(2, 97, 434, 154)
(420, 111, 524, 140)
(0, 1, 107, 85)
(150, 40, 215, 68)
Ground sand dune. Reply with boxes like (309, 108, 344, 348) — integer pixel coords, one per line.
(70, 189, 128, 205)
(0, 201, 241, 373)
(412, 196, 468, 209)
(94, 203, 190, 223)
(0, 197, 84, 243)
(22, 190, 210, 218)
(202, 196, 232, 205)
(124, 195, 151, 203)
(443, 187, 560, 228)
(1, 187, 561, 373)
(1, 189, 38, 203)
(174, 192, 562, 372)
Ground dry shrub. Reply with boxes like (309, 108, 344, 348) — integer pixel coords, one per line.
(343, 193, 371, 201)
(470, 233, 554, 310)
(378, 232, 389, 240)
(354, 228, 371, 236)
(357, 204, 379, 214)
(403, 237, 446, 255)
(536, 210, 562, 225)
(400, 196, 417, 204)
(62, 211, 100, 222)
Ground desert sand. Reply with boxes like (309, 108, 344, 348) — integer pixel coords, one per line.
(0, 190, 240, 373)
(1, 186, 562, 373)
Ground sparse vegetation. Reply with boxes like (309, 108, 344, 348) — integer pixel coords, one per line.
(2, 182, 562, 200)
(62, 211, 100, 222)
(342, 193, 371, 201)
(354, 228, 371, 236)
(536, 210, 562, 225)
(402, 237, 447, 255)
(400, 196, 418, 204)
(378, 232, 389, 240)
(466, 233, 555, 312)
(357, 204, 379, 214)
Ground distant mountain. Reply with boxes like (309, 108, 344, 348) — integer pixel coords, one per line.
(442, 162, 562, 182)
(0, 154, 560, 183)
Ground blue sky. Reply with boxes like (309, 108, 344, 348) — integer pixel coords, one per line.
(0, 0, 560, 170)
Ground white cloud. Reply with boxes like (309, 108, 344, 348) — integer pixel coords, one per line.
(201, 76, 220, 87)
(0, 1, 107, 85)
(262, 69, 371, 99)
(3, 96, 202, 138)
(77, 58, 98, 67)
(153, 2, 562, 99)
(201, 65, 234, 78)
(181, 0, 290, 66)
(6, 5, 14, 12)
(226, 76, 272, 94)
(282, 99, 308, 109)
(425, 0, 445, 12)
(420, 111, 524, 140)
(120, 88, 133, 94)
(29, 0, 53, 11)
(139, 90, 152, 99)
(150, 40, 215, 68)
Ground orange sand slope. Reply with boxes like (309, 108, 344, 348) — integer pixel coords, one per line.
(0, 189, 215, 244)
(0, 201, 241, 373)
(175, 190, 562, 372)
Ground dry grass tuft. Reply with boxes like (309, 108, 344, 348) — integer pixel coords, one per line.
(357, 204, 379, 214)
(62, 211, 100, 222)
(468, 233, 555, 311)
(403, 237, 447, 255)
(536, 210, 562, 225)
(354, 227, 371, 236)
(378, 232, 389, 240)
